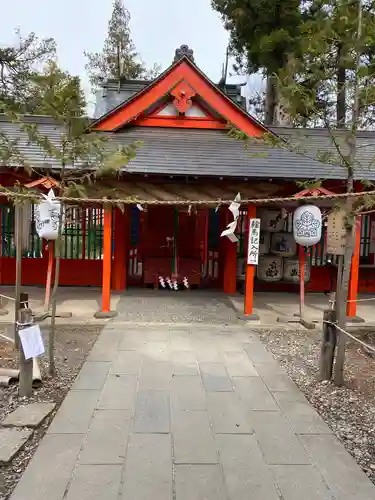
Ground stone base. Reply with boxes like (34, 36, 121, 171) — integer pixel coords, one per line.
(237, 313, 260, 321)
(346, 315, 365, 323)
(34, 311, 73, 322)
(0, 309, 9, 316)
(2, 402, 56, 428)
(94, 310, 118, 319)
(277, 315, 316, 330)
(0, 428, 32, 463)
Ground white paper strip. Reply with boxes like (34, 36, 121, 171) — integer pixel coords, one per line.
(18, 324, 45, 360)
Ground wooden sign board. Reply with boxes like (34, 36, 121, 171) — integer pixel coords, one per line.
(326, 208, 346, 255)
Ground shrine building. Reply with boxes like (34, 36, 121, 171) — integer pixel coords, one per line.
(0, 44, 374, 319)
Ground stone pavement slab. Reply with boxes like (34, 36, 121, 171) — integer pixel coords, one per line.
(72, 361, 110, 391)
(79, 409, 132, 465)
(199, 362, 233, 391)
(65, 464, 122, 500)
(217, 434, 280, 500)
(270, 465, 334, 500)
(47, 390, 99, 434)
(133, 390, 170, 433)
(175, 464, 227, 500)
(9, 433, 84, 500)
(251, 411, 311, 465)
(172, 409, 218, 464)
(300, 434, 375, 499)
(121, 433, 172, 500)
(0, 428, 32, 463)
(2, 402, 56, 428)
(9, 320, 375, 500)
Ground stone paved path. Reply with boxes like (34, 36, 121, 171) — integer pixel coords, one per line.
(10, 322, 375, 500)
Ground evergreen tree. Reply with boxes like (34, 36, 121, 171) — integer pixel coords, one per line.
(85, 0, 159, 89)
(0, 30, 56, 112)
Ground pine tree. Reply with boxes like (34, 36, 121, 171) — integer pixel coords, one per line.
(85, 0, 159, 89)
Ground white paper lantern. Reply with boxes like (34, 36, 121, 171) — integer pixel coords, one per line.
(293, 205, 322, 246)
(270, 232, 296, 257)
(259, 232, 270, 255)
(257, 256, 283, 282)
(259, 209, 285, 232)
(283, 258, 311, 283)
(35, 190, 65, 240)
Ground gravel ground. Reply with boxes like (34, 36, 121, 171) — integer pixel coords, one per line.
(0, 325, 101, 500)
(257, 327, 375, 484)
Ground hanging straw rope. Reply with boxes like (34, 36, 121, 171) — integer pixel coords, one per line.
(1, 186, 375, 207)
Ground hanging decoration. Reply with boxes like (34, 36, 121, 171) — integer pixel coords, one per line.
(293, 205, 322, 246)
(220, 193, 241, 242)
(270, 233, 296, 257)
(35, 189, 64, 241)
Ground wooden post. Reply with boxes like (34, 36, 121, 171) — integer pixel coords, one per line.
(112, 207, 129, 291)
(347, 217, 362, 319)
(319, 308, 337, 381)
(44, 242, 54, 309)
(95, 206, 117, 318)
(244, 205, 258, 319)
(18, 307, 33, 398)
(14, 205, 22, 349)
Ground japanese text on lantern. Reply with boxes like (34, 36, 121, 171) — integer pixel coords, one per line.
(247, 218, 261, 265)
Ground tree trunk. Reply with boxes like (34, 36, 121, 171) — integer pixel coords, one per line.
(336, 43, 346, 128)
(264, 74, 277, 125)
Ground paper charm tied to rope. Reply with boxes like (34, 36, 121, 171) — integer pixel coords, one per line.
(220, 193, 241, 242)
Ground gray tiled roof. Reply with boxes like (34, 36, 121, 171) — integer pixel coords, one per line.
(270, 126, 375, 176)
(1, 115, 374, 180)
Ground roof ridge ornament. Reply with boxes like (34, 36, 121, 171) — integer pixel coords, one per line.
(174, 45, 195, 63)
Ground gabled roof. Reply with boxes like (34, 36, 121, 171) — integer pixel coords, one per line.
(91, 54, 270, 137)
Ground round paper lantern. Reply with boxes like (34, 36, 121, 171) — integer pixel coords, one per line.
(270, 232, 296, 257)
(283, 258, 311, 283)
(35, 190, 65, 240)
(293, 205, 322, 246)
(257, 256, 283, 282)
(259, 209, 285, 232)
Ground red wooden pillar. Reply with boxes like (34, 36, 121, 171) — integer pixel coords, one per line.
(347, 216, 363, 321)
(112, 207, 129, 291)
(244, 205, 259, 319)
(95, 206, 117, 317)
(222, 207, 237, 294)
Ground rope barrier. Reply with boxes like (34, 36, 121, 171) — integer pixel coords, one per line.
(323, 320, 375, 354)
(347, 297, 375, 303)
(0, 293, 28, 304)
(1, 185, 375, 207)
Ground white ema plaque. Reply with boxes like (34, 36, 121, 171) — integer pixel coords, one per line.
(247, 218, 261, 265)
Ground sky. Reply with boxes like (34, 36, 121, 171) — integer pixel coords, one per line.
(2, 0, 262, 109)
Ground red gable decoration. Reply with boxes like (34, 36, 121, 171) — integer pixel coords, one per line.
(91, 47, 268, 138)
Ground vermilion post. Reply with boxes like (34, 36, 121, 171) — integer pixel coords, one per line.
(112, 207, 129, 291)
(299, 245, 305, 318)
(244, 205, 257, 316)
(347, 217, 361, 318)
(102, 206, 113, 313)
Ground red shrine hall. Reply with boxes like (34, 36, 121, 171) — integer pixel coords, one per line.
(0, 44, 374, 318)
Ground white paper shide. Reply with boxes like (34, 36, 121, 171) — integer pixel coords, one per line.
(220, 193, 241, 242)
(18, 324, 45, 360)
(35, 189, 65, 240)
(247, 218, 261, 265)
